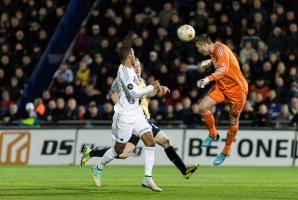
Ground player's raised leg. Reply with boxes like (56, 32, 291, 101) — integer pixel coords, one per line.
(214, 94, 246, 166)
(198, 95, 220, 147)
(81, 134, 140, 167)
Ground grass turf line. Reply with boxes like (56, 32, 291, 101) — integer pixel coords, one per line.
(0, 166, 297, 200)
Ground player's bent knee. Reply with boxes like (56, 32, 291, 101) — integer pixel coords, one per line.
(141, 131, 156, 147)
(161, 138, 171, 148)
(114, 143, 126, 155)
(115, 148, 124, 155)
(145, 140, 155, 147)
(156, 132, 171, 148)
(198, 103, 209, 114)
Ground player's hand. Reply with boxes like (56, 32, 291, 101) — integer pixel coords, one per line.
(151, 80, 160, 89)
(198, 59, 211, 69)
(160, 86, 170, 94)
(197, 77, 210, 88)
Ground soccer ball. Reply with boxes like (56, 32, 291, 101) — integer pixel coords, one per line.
(177, 24, 195, 42)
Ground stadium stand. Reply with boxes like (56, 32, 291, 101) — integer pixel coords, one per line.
(0, 0, 298, 128)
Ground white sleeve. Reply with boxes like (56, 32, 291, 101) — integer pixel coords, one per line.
(111, 78, 120, 94)
(119, 67, 154, 98)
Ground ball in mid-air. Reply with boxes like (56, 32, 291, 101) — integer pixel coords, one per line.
(177, 24, 195, 42)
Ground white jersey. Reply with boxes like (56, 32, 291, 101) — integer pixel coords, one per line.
(114, 64, 154, 115)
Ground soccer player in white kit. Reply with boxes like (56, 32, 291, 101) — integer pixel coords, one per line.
(92, 46, 162, 192)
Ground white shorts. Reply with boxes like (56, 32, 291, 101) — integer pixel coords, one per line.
(111, 112, 152, 143)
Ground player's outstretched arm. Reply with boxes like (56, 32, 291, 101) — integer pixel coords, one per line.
(119, 69, 157, 98)
(148, 84, 170, 97)
(198, 59, 212, 69)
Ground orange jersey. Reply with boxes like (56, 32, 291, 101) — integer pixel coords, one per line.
(208, 42, 248, 97)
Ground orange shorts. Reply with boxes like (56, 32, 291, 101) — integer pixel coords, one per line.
(207, 85, 247, 116)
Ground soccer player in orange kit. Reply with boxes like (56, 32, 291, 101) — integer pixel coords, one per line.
(194, 34, 248, 166)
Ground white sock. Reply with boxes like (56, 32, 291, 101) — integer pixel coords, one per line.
(97, 147, 118, 170)
(144, 146, 155, 177)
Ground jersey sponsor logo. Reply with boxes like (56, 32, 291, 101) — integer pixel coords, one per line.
(0, 131, 31, 165)
(127, 83, 133, 90)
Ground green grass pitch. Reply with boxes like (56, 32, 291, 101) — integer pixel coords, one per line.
(1, 165, 298, 200)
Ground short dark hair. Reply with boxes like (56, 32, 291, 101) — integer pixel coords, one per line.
(193, 34, 212, 44)
(119, 46, 132, 61)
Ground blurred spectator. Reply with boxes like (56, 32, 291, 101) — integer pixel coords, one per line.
(218, 104, 230, 121)
(240, 40, 256, 64)
(87, 24, 103, 54)
(250, 78, 270, 100)
(166, 89, 183, 106)
(266, 90, 280, 119)
(102, 103, 114, 120)
(267, 26, 285, 54)
(286, 23, 298, 56)
(15, 68, 28, 87)
(275, 76, 288, 103)
(76, 61, 90, 87)
(180, 97, 192, 124)
(256, 40, 268, 61)
(1, 1, 298, 127)
(158, 2, 176, 28)
(77, 105, 86, 121)
(8, 77, 22, 102)
(3, 103, 19, 124)
(240, 101, 255, 121)
(276, 104, 292, 121)
(45, 99, 57, 123)
(254, 104, 271, 126)
(64, 85, 75, 102)
(290, 97, 298, 116)
(85, 102, 101, 120)
(25, 102, 37, 119)
(146, 51, 162, 75)
(34, 98, 46, 119)
(240, 26, 260, 48)
(42, 90, 51, 105)
(0, 90, 12, 111)
(75, 26, 88, 55)
(55, 98, 66, 121)
(53, 63, 74, 83)
(149, 99, 164, 121)
(65, 98, 77, 120)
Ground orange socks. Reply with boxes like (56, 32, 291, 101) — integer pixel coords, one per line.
(222, 122, 239, 155)
(201, 111, 217, 137)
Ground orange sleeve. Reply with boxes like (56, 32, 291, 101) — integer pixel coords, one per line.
(210, 44, 229, 81)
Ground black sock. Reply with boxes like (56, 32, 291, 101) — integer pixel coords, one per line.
(90, 148, 109, 157)
(164, 146, 187, 175)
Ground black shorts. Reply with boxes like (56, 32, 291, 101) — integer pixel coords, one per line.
(128, 120, 161, 146)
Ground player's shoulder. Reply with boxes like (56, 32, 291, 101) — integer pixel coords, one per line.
(118, 65, 132, 80)
(214, 41, 229, 56)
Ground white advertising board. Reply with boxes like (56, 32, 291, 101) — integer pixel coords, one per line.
(28, 130, 76, 165)
(0, 130, 76, 165)
(184, 130, 297, 166)
(1, 129, 297, 166)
